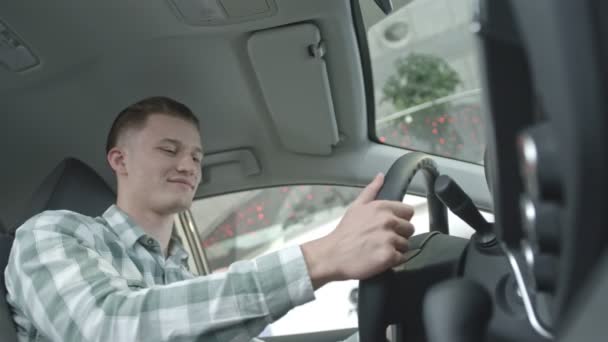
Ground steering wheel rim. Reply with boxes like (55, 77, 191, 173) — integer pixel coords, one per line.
(358, 152, 448, 342)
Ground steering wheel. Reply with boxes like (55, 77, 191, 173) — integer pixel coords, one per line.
(358, 152, 450, 342)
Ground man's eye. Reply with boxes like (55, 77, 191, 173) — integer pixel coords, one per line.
(160, 147, 177, 154)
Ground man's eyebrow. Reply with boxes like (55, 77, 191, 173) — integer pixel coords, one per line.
(159, 138, 180, 146)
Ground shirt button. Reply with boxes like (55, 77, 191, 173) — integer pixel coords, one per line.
(146, 238, 155, 246)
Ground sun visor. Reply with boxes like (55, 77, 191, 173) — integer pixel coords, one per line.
(248, 23, 339, 155)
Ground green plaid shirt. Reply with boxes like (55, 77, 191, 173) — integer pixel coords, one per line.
(5, 205, 317, 342)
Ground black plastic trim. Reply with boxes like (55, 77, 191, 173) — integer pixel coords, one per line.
(350, 0, 378, 143)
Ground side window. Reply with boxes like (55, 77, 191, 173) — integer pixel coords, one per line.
(187, 186, 493, 337)
(191, 186, 360, 272)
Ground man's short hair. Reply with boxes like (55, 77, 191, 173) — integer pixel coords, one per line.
(106, 96, 200, 154)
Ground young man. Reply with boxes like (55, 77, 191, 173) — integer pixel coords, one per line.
(5, 96, 415, 341)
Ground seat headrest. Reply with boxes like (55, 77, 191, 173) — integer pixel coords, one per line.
(20, 158, 115, 225)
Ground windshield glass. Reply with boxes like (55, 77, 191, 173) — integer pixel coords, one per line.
(361, 0, 485, 164)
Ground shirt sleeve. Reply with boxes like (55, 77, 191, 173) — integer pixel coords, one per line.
(5, 212, 316, 342)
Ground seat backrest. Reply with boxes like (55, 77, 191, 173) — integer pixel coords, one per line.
(0, 218, 17, 342)
(16, 158, 116, 229)
(0, 218, 8, 235)
(2, 158, 115, 341)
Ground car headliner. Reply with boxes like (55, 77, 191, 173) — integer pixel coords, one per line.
(0, 0, 490, 229)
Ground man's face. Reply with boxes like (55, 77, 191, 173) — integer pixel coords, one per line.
(118, 114, 203, 215)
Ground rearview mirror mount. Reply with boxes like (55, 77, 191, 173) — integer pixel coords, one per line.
(374, 0, 393, 15)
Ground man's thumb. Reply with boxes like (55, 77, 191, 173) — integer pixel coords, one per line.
(353, 173, 384, 205)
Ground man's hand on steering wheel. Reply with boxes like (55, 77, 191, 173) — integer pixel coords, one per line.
(301, 173, 416, 290)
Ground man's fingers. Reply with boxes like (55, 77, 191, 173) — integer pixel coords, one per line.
(393, 250, 409, 266)
(376, 201, 415, 220)
(391, 235, 410, 253)
(353, 173, 384, 206)
(390, 219, 415, 238)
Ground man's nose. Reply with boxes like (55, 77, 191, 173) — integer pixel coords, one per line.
(177, 155, 199, 175)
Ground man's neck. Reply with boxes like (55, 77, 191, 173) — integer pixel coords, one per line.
(116, 198, 174, 257)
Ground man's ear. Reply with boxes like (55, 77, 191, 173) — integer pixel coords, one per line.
(107, 147, 128, 176)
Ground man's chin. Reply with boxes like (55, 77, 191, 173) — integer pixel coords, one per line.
(155, 198, 193, 215)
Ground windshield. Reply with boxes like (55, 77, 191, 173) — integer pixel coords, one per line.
(361, 0, 485, 164)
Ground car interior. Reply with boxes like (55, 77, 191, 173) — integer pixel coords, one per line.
(1, 0, 607, 341)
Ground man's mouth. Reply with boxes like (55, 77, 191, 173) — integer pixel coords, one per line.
(168, 179, 195, 190)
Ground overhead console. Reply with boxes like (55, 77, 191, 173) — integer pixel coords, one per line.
(168, 0, 278, 26)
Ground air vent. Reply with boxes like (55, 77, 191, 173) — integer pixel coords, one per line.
(0, 20, 39, 72)
(168, 0, 277, 26)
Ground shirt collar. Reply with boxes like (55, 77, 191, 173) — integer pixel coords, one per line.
(168, 236, 190, 262)
(102, 205, 146, 248)
(102, 205, 189, 261)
